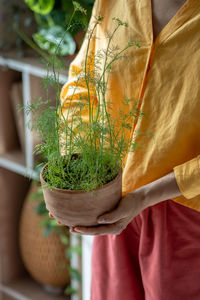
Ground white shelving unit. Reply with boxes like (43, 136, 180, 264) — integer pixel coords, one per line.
(0, 53, 93, 300)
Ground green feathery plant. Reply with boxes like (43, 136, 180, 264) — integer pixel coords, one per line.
(24, 3, 145, 193)
(21, 3, 153, 296)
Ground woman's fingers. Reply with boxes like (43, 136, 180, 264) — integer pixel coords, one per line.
(48, 212, 62, 225)
(72, 221, 126, 236)
(49, 212, 54, 218)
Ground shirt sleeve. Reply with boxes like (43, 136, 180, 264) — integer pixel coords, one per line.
(60, 0, 99, 133)
(173, 155, 200, 199)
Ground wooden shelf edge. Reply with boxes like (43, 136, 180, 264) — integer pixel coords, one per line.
(0, 276, 70, 300)
(0, 150, 38, 180)
(0, 53, 68, 84)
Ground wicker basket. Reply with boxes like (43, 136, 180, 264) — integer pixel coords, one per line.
(19, 184, 70, 288)
(0, 167, 30, 283)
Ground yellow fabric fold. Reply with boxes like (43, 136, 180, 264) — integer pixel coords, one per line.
(60, 0, 200, 211)
(173, 156, 200, 199)
(60, 0, 99, 132)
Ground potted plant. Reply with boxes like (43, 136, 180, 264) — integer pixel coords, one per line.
(24, 3, 142, 227)
(23, 0, 95, 57)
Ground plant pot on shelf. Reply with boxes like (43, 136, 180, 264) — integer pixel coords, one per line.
(19, 184, 70, 292)
(40, 163, 122, 227)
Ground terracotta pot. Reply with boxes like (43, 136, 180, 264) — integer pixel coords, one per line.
(40, 163, 122, 227)
(19, 184, 70, 288)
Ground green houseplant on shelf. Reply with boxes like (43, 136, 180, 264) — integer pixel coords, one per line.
(23, 0, 95, 57)
(24, 2, 144, 228)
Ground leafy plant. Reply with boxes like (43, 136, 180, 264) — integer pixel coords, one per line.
(22, 3, 152, 295)
(23, 3, 148, 192)
(24, 0, 95, 56)
(33, 26, 76, 56)
(24, 0, 55, 15)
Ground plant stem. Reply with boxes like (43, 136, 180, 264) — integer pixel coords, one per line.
(84, 21, 99, 150)
(15, 27, 51, 62)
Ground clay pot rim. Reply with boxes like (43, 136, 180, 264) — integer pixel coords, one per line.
(40, 163, 122, 194)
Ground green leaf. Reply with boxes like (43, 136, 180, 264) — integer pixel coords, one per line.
(39, 215, 50, 228)
(71, 245, 82, 255)
(29, 186, 43, 201)
(65, 285, 78, 295)
(69, 267, 82, 282)
(66, 245, 82, 261)
(60, 235, 69, 246)
(33, 26, 76, 56)
(73, 1, 87, 15)
(24, 0, 55, 15)
(34, 201, 47, 215)
(43, 225, 55, 237)
(49, 218, 60, 226)
(66, 248, 72, 260)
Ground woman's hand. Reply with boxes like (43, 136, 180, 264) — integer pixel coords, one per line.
(70, 171, 181, 236)
(70, 190, 147, 235)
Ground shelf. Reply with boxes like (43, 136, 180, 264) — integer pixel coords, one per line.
(0, 149, 25, 165)
(0, 51, 69, 84)
(0, 52, 87, 300)
(0, 150, 38, 179)
(0, 276, 69, 300)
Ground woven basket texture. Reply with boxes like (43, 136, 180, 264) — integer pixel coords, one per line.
(0, 167, 30, 283)
(19, 184, 70, 287)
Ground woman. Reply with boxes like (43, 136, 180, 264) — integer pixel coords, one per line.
(56, 0, 200, 298)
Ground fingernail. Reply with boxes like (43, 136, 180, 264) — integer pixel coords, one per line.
(74, 228, 83, 233)
(49, 213, 54, 219)
(72, 230, 81, 234)
(98, 218, 105, 223)
(58, 221, 61, 225)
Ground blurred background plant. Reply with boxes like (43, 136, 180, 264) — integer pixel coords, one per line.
(23, 0, 95, 57)
(0, 0, 36, 56)
(0, 0, 95, 58)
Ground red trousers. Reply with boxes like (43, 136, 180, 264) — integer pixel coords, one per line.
(91, 200, 200, 300)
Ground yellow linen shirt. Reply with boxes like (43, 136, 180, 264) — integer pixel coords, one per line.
(61, 0, 200, 212)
